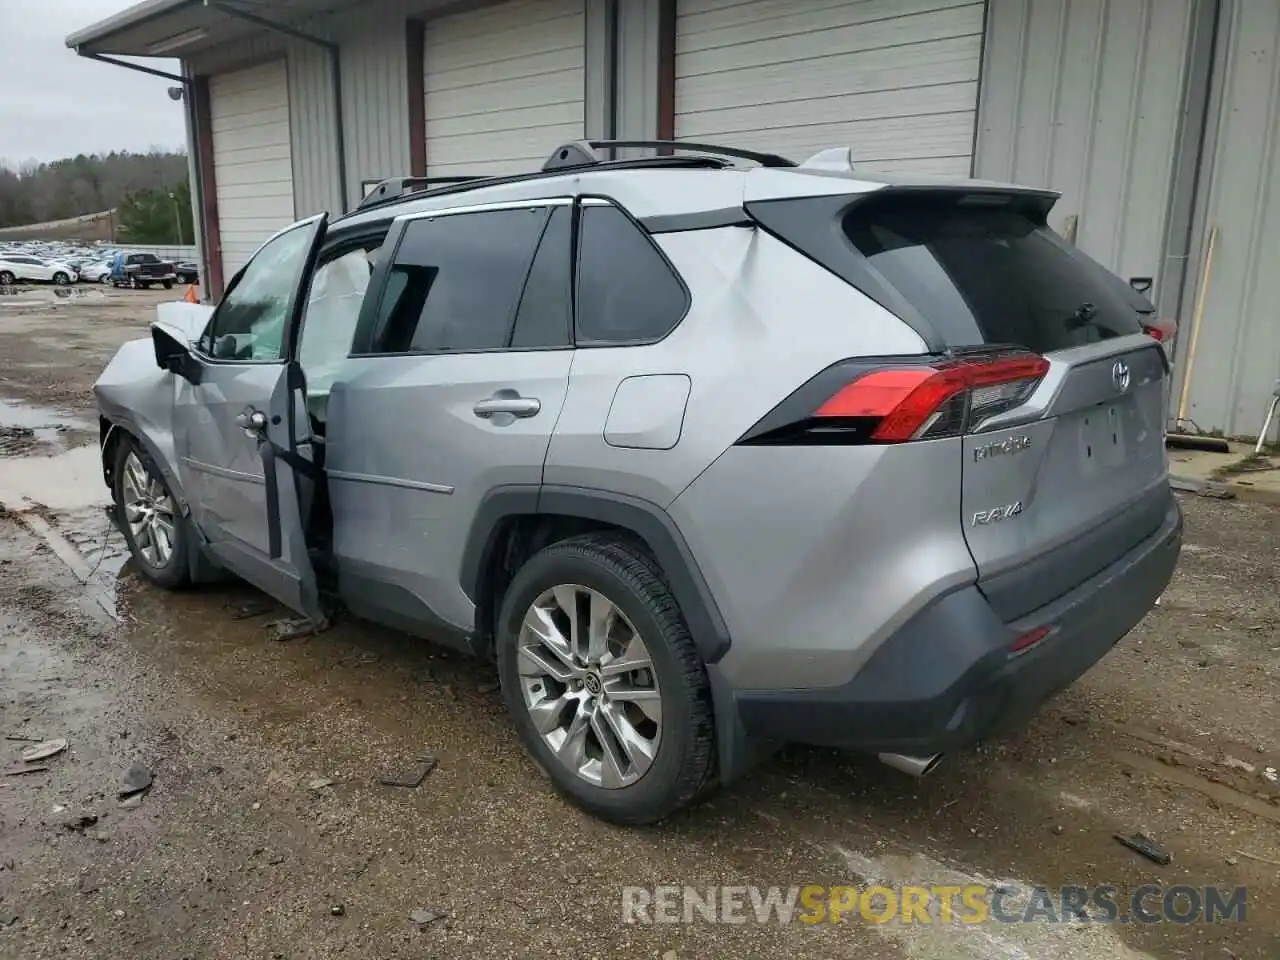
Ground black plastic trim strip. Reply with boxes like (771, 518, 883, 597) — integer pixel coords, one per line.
(640, 207, 753, 233)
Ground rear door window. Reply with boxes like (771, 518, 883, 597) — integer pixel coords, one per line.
(370, 206, 550, 354)
(842, 195, 1144, 352)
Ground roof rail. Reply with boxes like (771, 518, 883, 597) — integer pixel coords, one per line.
(357, 176, 486, 212)
(543, 140, 797, 172)
(339, 156, 733, 221)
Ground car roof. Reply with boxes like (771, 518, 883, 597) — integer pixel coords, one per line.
(336, 143, 1058, 233)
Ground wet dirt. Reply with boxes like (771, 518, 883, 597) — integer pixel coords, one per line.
(0, 291, 1277, 959)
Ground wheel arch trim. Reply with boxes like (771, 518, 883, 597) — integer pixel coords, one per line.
(460, 484, 731, 664)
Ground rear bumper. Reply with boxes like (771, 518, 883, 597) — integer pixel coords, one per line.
(727, 493, 1182, 755)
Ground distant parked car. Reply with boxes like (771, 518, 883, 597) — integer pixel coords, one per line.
(175, 260, 200, 284)
(79, 260, 114, 283)
(110, 252, 176, 289)
(0, 255, 79, 285)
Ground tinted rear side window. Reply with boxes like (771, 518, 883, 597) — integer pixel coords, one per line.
(576, 205, 688, 344)
(371, 207, 549, 354)
(842, 196, 1143, 352)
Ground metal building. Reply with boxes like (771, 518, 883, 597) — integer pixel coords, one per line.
(67, 0, 1280, 441)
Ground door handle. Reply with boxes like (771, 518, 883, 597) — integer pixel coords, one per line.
(473, 396, 541, 419)
(236, 407, 268, 437)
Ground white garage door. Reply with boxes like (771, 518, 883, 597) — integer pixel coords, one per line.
(675, 0, 985, 175)
(210, 61, 295, 279)
(424, 0, 585, 177)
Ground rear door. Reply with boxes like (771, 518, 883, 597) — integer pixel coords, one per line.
(326, 199, 574, 635)
(840, 191, 1170, 618)
(175, 214, 328, 621)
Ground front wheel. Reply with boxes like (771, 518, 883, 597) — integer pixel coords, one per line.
(100, 274, 112, 285)
(52, 272, 70, 285)
(162, 279, 174, 290)
(113, 438, 189, 590)
(497, 535, 716, 825)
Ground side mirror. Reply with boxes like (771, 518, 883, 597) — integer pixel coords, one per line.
(152, 325, 203, 384)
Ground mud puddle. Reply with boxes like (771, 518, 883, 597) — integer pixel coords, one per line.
(0, 397, 92, 456)
(0, 286, 107, 307)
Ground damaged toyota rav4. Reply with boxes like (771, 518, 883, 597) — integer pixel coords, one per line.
(94, 140, 1182, 825)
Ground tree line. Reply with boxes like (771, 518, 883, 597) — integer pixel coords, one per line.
(0, 150, 190, 236)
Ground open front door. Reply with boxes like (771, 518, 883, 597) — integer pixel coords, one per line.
(173, 214, 328, 622)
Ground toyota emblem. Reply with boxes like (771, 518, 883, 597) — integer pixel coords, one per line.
(1112, 360, 1131, 393)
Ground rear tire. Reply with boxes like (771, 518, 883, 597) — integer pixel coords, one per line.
(0, 271, 14, 285)
(162, 279, 174, 290)
(113, 437, 190, 590)
(497, 534, 716, 825)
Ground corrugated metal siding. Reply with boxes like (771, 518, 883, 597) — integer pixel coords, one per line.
(1181, 1, 1280, 439)
(615, 0, 663, 141)
(187, 0, 447, 215)
(974, 0, 1197, 290)
(342, 15, 412, 200)
(423, 0, 587, 177)
(209, 61, 295, 277)
(288, 41, 341, 216)
(674, 0, 985, 173)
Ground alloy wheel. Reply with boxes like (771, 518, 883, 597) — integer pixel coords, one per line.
(516, 584, 663, 789)
(120, 451, 177, 569)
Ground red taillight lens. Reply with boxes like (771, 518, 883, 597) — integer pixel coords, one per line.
(1010, 625, 1052, 653)
(1142, 318, 1177, 343)
(816, 353, 1050, 443)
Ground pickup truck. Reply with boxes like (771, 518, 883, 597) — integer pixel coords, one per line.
(110, 252, 177, 290)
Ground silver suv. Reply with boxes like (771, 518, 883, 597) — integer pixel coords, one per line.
(94, 140, 1182, 824)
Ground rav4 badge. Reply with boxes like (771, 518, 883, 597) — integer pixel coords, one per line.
(972, 502, 1023, 526)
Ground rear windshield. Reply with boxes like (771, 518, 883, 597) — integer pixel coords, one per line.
(842, 195, 1144, 352)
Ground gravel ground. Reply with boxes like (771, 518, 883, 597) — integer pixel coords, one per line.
(0, 288, 1277, 960)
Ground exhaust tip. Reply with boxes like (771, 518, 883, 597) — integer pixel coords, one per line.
(878, 752, 944, 778)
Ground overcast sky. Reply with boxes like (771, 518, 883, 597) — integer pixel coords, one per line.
(0, 0, 187, 166)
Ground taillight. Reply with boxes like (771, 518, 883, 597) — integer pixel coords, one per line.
(1142, 318, 1177, 344)
(739, 352, 1050, 446)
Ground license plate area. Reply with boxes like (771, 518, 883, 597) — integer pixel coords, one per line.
(1076, 399, 1131, 474)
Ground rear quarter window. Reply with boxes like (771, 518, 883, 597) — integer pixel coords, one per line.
(842, 195, 1144, 352)
(575, 205, 689, 345)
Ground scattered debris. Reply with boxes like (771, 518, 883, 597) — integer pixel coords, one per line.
(410, 906, 445, 926)
(62, 814, 100, 834)
(118, 793, 144, 810)
(4, 765, 49, 776)
(1236, 849, 1280, 868)
(1219, 756, 1257, 775)
(270, 616, 330, 641)
(1114, 832, 1172, 865)
(21, 738, 68, 762)
(1263, 767, 1278, 784)
(307, 778, 334, 791)
(1225, 856, 1239, 866)
(3, 735, 40, 743)
(119, 761, 154, 798)
(378, 756, 437, 789)
(330, 904, 345, 917)
(229, 598, 273, 620)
